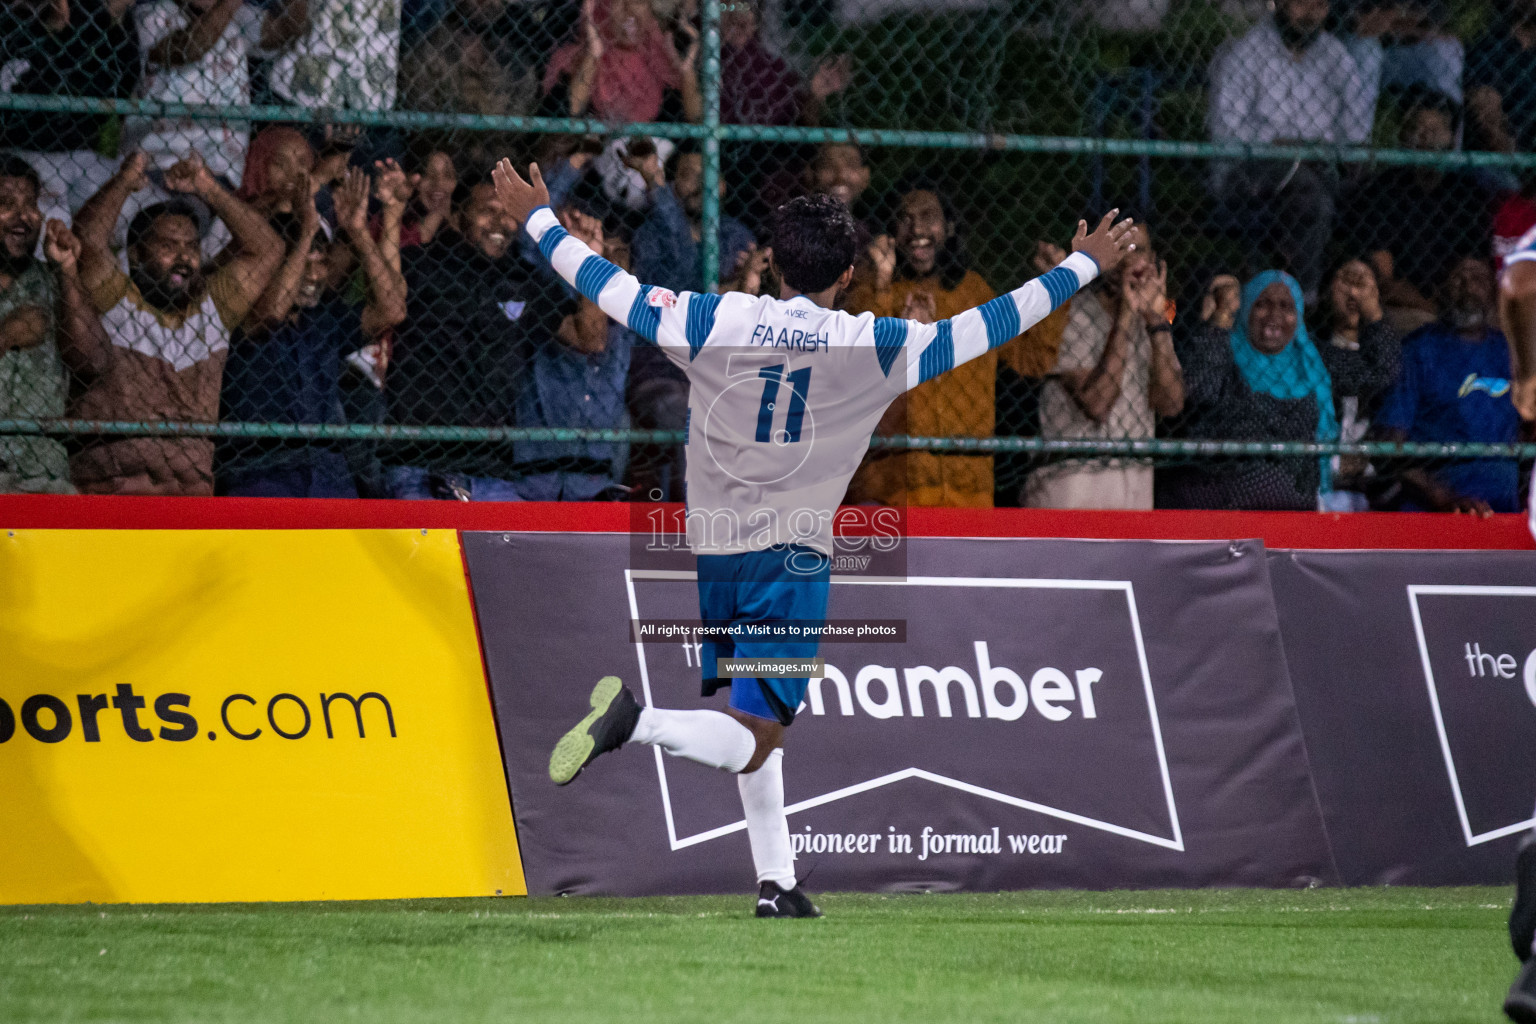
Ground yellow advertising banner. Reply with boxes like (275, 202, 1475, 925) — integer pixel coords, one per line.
(0, 529, 525, 904)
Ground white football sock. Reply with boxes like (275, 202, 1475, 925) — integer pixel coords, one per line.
(628, 707, 755, 773)
(738, 748, 797, 889)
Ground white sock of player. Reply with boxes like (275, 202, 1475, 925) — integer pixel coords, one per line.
(738, 748, 797, 890)
(628, 707, 755, 772)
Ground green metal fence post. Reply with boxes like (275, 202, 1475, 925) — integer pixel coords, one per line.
(700, 0, 723, 290)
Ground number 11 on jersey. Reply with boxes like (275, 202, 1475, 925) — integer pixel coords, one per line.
(755, 365, 812, 444)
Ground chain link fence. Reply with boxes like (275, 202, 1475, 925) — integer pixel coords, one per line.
(1, 0, 1533, 509)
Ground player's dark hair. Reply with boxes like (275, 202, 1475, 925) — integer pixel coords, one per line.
(890, 177, 970, 291)
(0, 152, 41, 196)
(771, 193, 858, 294)
(127, 200, 202, 251)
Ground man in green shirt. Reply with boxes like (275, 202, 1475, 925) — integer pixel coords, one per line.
(0, 153, 72, 494)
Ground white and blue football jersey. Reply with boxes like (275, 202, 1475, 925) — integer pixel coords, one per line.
(524, 206, 1099, 555)
(1504, 224, 1536, 541)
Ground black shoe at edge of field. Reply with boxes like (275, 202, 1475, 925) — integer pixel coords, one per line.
(547, 677, 641, 786)
(1507, 958, 1536, 1024)
(755, 881, 823, 919)
(1513, 833, 1536, 963)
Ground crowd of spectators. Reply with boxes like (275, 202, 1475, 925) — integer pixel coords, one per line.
(0, 0, 1531, 512)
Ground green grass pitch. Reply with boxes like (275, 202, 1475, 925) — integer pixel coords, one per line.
(0, 887, 1518, 1023)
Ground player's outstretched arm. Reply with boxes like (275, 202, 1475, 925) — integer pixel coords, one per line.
(884, 211, 1137, 393)
(494, 159, 689, 347)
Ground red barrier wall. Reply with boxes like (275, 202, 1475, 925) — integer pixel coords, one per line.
(0, 494, 1530, 549)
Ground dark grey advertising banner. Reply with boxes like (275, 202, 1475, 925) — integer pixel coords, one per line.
(1268, 549, 1536, 886)
(464, 533, 1337, 895)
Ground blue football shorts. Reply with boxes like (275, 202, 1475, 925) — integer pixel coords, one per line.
(696, 543, 831, 726)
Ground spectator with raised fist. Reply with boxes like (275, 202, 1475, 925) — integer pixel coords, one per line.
(66, 150, 284, 495)
(631, 141, 756, 297)
(718, 0, 850, 127)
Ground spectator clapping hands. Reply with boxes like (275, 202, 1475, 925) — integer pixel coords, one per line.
(867, 235, 896, 293)
(373, 160, 414, 220)
(333, 167, 372, 240)
(1126, 258, 1170, 328)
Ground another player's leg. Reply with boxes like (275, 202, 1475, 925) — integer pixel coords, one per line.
(1499, 262, 1536, 1021)
(1506, 815, 1536, 1022)
(1510, 962, 1536, 1024)
(1514, 825, 1536, 962)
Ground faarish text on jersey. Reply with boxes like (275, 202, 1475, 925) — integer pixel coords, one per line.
(748, 324, 831, 352)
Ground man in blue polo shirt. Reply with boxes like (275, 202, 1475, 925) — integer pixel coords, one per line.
(1374, 255, 1522, 513)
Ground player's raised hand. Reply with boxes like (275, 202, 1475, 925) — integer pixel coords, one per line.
(1071, 210, 1136, 274)
(492, 160, 551, 228)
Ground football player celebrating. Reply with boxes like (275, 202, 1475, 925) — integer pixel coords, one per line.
(1496, 227, 1536, 1023)
(494, 158, 1135, 917)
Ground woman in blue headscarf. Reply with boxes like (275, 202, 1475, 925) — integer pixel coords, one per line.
(1158, 270, 1341, 510)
